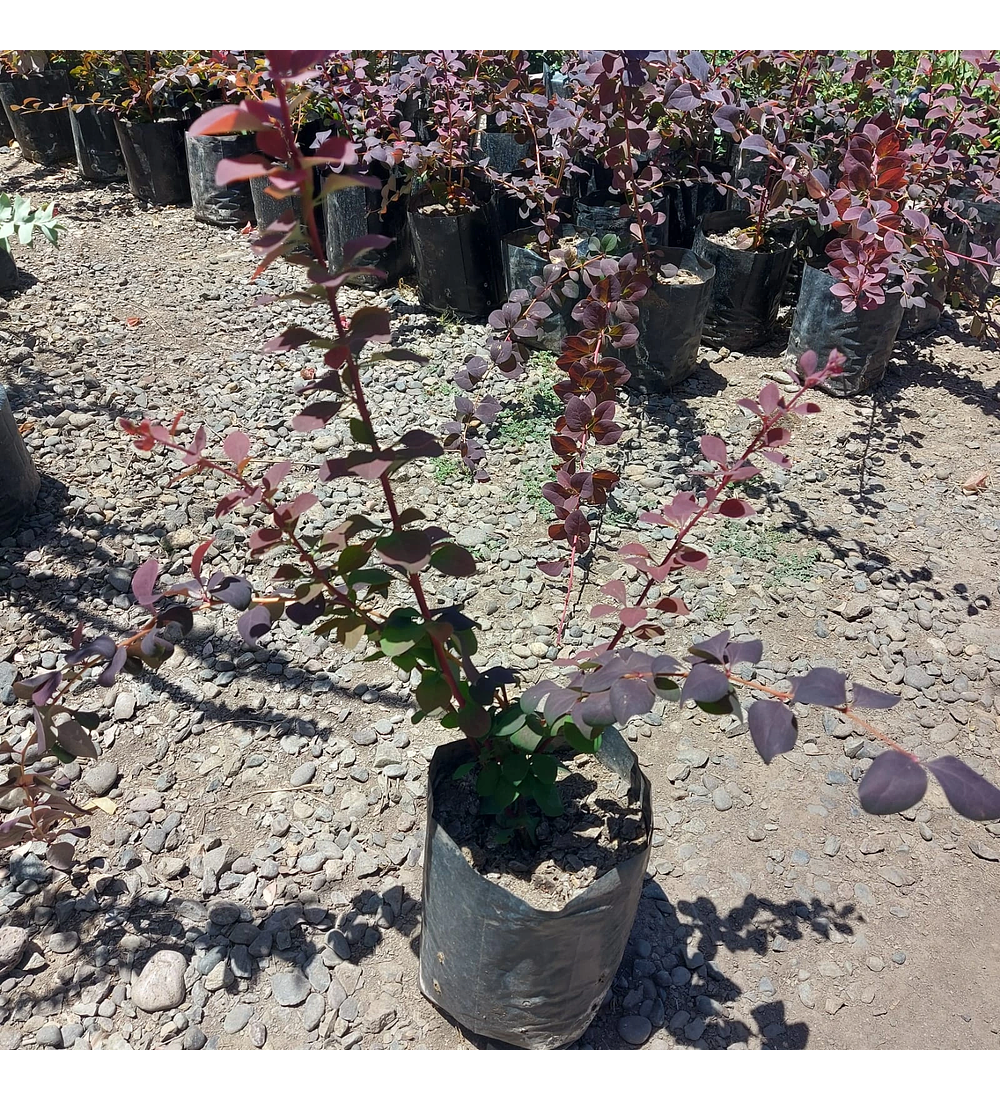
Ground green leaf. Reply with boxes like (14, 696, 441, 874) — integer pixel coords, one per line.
(501, 753, 530, 785)
(379, 636, 416, 658)
(481, 776, 518, 814)
(349, 418, 376, 445)
(696, 692, 738, 716)
(458, 703, 491, 739)
(532, 779, 564, 817)
(492, 708, 526, 740)
(452, 760, 476, 780)
(73, 711, 101, 731)
(344, 568, 392, 588)
(429, 544, 477, 578)
(415, 672, 451, 713)
(338, 545, 371, 575)
(560, 721, 602, 756)
(528, 752, 558, 786)
(510, 725, 543, 753)
(653, 676, 680, 701)
(50, 744, 75, 765)
(477, 760, 501, 797)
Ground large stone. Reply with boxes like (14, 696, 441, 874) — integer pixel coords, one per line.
(618, 1015, 652, 1045)
(113, 693, 136, 721)
(271, 971, 310, 1007)
(0, 927, 29, 976)
(131, 949, 188, 1013)
(840, 596, 873, 622)
(83, 760, 119, 797)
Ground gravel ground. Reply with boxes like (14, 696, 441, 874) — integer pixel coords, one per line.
(3, 150, 1000, 1051)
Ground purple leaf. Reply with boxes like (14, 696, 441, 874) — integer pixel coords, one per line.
(609, 677, 655, 725)
(564, 396, 593, 431)
(748, 699, 798, 764)
(576, 691, 615, 730)
(699, 434, 727, 465)
(377, 530, 433, 573)
(476, 394, 502, 426)
(263, 326, 320, 353)
(261, 461, 292, 493)
(46, 842, 76, 871)
(717, 498, 756, 520)
(223, 430, 252, 464)
(348, 306, 391, 344)
(157, 605, 194, 635)
(97, 645, 127, 688)
(789, 667, 847, 708)
(131, 558, 160, 609)
(66, 636, 117, 665)
(680, 663, 730, 704)
(725, 639, 763, 667)
(926, 756, 1000, 821)
(285, 594, 326, 626)
(291, 400, 341, 431)
(238, 605, 273, 647)
(859, 751, 928, 815)
(537, 559, 566, 578)
(851, 683, 900, 710)
(542, 687, 579, 724)
(22, 671, 62, 707)
(55, 720, 99, 760)
(209, 575, 253, 611)
(688, 631, 731, 664)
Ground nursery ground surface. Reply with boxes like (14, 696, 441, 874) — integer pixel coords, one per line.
(3, 149, 1000, 1051)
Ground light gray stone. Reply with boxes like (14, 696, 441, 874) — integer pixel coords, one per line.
(271, 971, 310, 1007)
(131, 950, 188, 1013)
(0, 926, 29, 975)
(83, 760, 119, 797)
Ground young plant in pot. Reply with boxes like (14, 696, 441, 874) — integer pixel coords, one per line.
(170, 51, 264, 228)
(691, 118, 816, 350)
(0, 50, 75, 166)
(0, 190, 64, 290)
(10, 53, 1000, 1052)
(787, 114, 950, 396)
(66, 52, 129, 182)
(646, 50, 742, 247)
(480, 78, 611, 354)
(0, 192, 63, 534)
(577, 52, 716, 392)
(111, 51, 195, 207)
(404, 51, 500, 317)
(312, 52, 419, 284)
(903, 52, 1000, 336)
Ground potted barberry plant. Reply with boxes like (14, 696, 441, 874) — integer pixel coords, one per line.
(0, 50, 75, 166)
(112, 51, 195, 206)
(8, 51, 1000, 1054)
(67, 51, 128, 182)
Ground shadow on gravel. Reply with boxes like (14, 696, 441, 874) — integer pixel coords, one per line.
(0, 873, 421, 1038)
(581, 881, 855, 1050)
(0, 268, 40, 300)
(0, 864, 854, 1050)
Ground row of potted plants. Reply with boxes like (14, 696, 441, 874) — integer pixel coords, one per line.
(6, 50, 999, 401)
